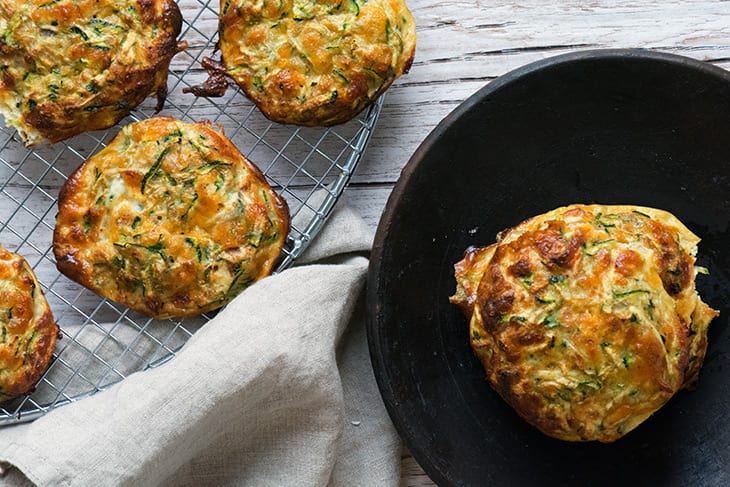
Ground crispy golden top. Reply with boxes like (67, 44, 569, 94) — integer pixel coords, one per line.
(0, 0, 183, 145)
(218, 0, 416, 125)
(53, 117, 290, 319)
(0, 245, 58, 402)
(451, 205, 718, 442)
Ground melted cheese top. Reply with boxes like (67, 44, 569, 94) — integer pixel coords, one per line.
(452, 204, 718, 442)
(219, 0, 416, 125)
(0, 245, 57, 400)
(0, 0, 181, 144)
(54, 117, 289, 319)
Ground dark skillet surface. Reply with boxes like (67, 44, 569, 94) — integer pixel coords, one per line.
(367, 49, 730, 486)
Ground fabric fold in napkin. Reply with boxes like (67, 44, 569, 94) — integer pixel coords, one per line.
(0, 202, 400, 486)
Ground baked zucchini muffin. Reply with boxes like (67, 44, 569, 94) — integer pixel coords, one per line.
(0, 0, 185, 145)
(53, 117, 289, 319)
(0, 245, 58, 402)
(451, 204, 718, 442)
(207, 0, 416, 125)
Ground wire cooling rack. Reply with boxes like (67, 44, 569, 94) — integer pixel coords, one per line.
(0, 1, 382, 425)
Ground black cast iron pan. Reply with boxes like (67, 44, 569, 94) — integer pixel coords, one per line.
(367, 49, 730, 486)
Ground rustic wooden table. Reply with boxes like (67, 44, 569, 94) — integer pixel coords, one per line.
(352, 1, 730, 484)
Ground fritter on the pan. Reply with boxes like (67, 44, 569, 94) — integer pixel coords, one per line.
(0, 245, 58, 402)
(451, 204, 718, 442)
(0, 0, 185, 145)
(53, 117, 290, 319)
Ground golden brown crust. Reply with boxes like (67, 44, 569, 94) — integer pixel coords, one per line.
(53, 116, 290, 319)
(450, 244, 495, 317)
(0, 245, 58, 402)
(215, 0, 416, 126)
(0, 0, 184, 145)
(451, 204, 718, 442)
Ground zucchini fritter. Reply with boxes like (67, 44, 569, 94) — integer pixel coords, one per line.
(0, 245, 58, 402)
(208, 0, 416, 125)
(0, 0, 185, 146)
(53, 117, 290, 320)
(451, 204, 718, 442)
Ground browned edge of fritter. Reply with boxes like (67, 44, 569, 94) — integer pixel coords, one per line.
(1, 260, 59, 401)
(185, 22, 416, 126)
(53, 157, 93, 289)
(227, 46, 416, 127)
(24, 0, 186, 144)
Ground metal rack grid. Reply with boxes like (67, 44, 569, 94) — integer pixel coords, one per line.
(0, 1, 382, 425)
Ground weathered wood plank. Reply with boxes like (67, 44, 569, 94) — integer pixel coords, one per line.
(400, 449, 438, 487)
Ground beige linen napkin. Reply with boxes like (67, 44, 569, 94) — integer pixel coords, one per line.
(0, 201, 400, 486)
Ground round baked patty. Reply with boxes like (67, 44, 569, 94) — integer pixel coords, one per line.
(0, 0, 184, 146)
(216, 0, 416, 125)
(450, 204, 718, 442)
(0, 245, 58, 402)
(53, 117, 290, 319)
